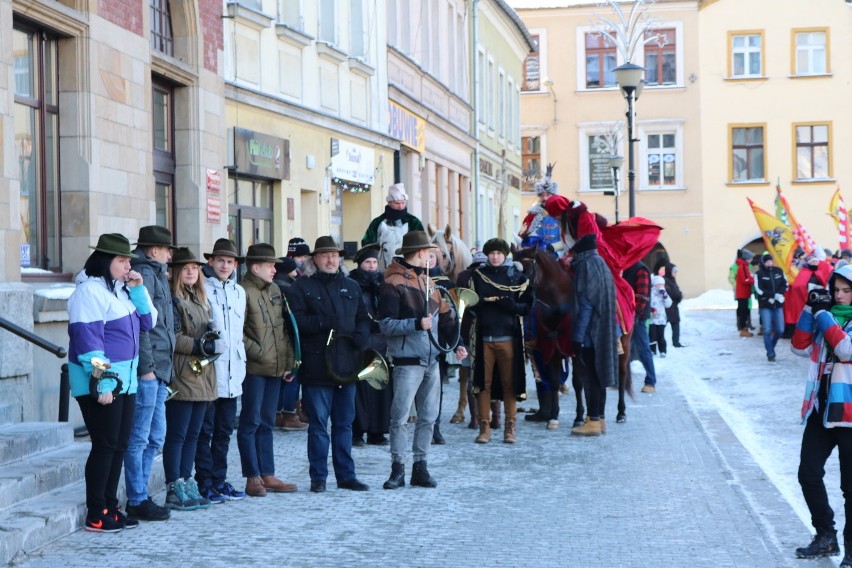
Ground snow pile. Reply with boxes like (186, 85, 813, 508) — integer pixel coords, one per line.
(34, 285, 75, 301)
(682, 288, 736, 311)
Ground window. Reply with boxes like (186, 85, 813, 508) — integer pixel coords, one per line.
(498, 70, 505, 139)
(387, 0, 397, 47)
(228, 178, 273, 278)
(793, 29, 828, 76)
(487, 58, 495, 130)
(349, 0, 365, 58)
(14, 25, 60, 271)
(639, 122, 684, 189)
(730, 125, 766, 182)
(477, 50, 485, 125)
(585, 33, 616, 88)
(280, 0, 303, 30)
(152, 80, 175, 232)
(150, 0, 174, 56)
(729, 31, 764, 78)
(794, 123, 831, 180)
(578, 125, 622, 192)
(522, 136, 542, 192)
(420, 1, 429, 68)
(319, 0, 336, 44)
(523, 34, 541, 91)
(644, 28, 676, 85)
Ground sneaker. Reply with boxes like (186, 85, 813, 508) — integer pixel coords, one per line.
(660, 352, 666, 358)
(200, 484, 228, 504)
(126, 497, 170, 521)
(111, 505, 138, 529)
(166, 480, 200, 511)
(85, 508, 124, 533)
(184, 478, 212, 509)
(217, 481, 246, 501)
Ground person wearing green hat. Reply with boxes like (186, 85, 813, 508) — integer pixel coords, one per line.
(68, 233, 156, 532)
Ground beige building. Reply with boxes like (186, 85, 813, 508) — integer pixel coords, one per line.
(513, 0, 851, 296)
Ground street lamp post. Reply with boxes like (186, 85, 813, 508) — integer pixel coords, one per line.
(608, 154, 624, 223)
(614, 62, 645, 219)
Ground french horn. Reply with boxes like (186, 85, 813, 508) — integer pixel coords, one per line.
(325, 330, 389, 389)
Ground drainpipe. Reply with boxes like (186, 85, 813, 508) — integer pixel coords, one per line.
(471, 0, 481, 247)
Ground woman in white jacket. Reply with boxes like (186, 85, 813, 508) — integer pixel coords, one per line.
(649, 275, 672, 357)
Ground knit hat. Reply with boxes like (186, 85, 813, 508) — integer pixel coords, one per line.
(354, 243, 381, 266)
(482, 238, 510, 256)
(287, 237, 310, 257)
(761, 253, 773, 265)
(739, 249, 754, 262)
(386, 183, 408, 202)
(275, 257, 298, 276)
(651, 275, 665, 286)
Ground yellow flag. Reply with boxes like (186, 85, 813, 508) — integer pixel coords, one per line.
(748, 198, 798, 282)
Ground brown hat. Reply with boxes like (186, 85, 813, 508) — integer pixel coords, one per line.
(204, 238, 244, 262)
(135, 225, 178, 249)
(169, 247, 205, 266)
(394, 231, 438, 256)
(311, 236, 345, 256)
(244, 243, 282, 263)
(90, 233, 136, 257)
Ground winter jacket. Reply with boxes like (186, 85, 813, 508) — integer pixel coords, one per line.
(649, 287, 673, 326)
(792, 306, 852, 428)
(378, 258, 454, 367)
(131, 248, 176, 383)
(734, 258, 755, 300)
(753, 265, 788, 310)
(171, 290, 218, 402)
(785, 261, 833, 325)
(67, 275, 156, 397)
(242, 271, 294, 377)
(624, 262, 651, 320)
(287, 270, 370, 387)
(204, 267, 247, 398)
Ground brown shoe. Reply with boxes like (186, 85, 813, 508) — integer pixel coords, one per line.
(245, 476, 267, 497)
(261, 475, 297, 493)
(503, 419, 516, 444)
(571, 419, 602, 437)
(475, 420, 491, 444)
(295, 400, 309, 423)
(279, 411, 308, 431)
(490, 401, 501, 429)
(739, 329, 754, 337)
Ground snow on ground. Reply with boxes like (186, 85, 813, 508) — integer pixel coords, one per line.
(663, 289, 840, 538)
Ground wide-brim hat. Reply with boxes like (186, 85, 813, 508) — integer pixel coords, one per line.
(311, 236, 345, 256)
(204, 238, 244, 262)
(354, 243, 381, 265)
(169, 247, 205, 266)
(245, 243, 283, 263)
(135, 225, 178, 249)
(90, 233, 136, 257)
(394, 230, 438, 256)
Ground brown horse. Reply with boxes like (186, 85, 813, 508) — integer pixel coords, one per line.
(515, 246, 633, 425)
(426, 224, 473, 283)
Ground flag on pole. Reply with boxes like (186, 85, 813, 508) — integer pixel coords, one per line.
(828, 187, 851, 251)
(748, 198, 799, 282)
(775, 184, 816, 254)
(775, 193, 790, 227)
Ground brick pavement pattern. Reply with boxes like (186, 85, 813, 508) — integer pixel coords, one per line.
(13, 368, 830, 568)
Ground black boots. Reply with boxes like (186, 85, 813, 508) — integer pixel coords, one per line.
(525, 390, 551, 422)
(410, 461, 437, 488)
(795, 530, 839, 558)
(383, 462, 405, 490)
(432, 422, 445, 445)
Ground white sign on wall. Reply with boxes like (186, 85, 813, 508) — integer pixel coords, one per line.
(330, 138, 375, 185)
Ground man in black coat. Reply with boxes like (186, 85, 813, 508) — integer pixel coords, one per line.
(754, 253, 788, 361)
(287, 236, 371, 493)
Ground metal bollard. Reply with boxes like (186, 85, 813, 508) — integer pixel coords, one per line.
(59, 363, 70, 422)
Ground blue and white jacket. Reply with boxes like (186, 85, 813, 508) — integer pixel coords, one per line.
(67, 275, 157, 397)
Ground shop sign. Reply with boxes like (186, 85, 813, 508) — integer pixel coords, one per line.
(387, 100, 425, 153)
(330, 138, 374, 185)
(206, 169, 221, 193)
(207, 195, 221, 223)
(230, 127, 289, 180)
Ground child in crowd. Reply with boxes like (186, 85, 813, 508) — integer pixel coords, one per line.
(649, 275, 672, 357)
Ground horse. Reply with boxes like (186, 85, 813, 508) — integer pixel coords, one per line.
(426, 224, 473, 283)
(514, 246, 634, 426)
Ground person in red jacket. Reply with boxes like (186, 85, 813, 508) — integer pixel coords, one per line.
(735, 249, 756, 337)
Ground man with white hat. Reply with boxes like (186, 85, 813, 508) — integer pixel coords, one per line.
(361, 183, 424, 269)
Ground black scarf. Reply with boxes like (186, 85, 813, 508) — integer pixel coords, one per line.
(384, 205, 408, 223)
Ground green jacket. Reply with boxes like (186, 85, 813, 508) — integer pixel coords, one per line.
(242, 271, 293, 377)
(361, 209, 424, 246)
(171, 289, 218, 402)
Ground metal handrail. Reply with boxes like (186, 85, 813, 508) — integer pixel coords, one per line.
(0, 315, 66, 358)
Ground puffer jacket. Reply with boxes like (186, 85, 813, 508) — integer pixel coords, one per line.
(378, 258, 453, 366)
(734, 258, 754, 300)
(132, 248, 176, 383)
(242, 271, 293, 377)
(171, 289, 217, 401)
(204, 266, 247, 398)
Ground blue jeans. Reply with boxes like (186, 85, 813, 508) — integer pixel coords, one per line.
(163, 400, 207, 483)
(278, 376, 300, 413)
(302, 384, 356, 483)
(237, 374, 281, 478)
(630, 317, 657, 386)
(759, 307, 785, 358)
(124, 377, 167, 506)
(195, 397, 237, 488)
(389, 362, 440, 464)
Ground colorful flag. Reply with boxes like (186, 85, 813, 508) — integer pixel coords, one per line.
(774, 194, 789, 227)
(775, 184, 816, 254)
(828, 187, 851, 251)
(747, 198, 799, 282)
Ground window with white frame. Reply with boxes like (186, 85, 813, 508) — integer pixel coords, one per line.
(795, 123, 831, 180)
(447, 8, 456, 91)
(420, 1, 429, 69)
(507, 77, 515, 147)
(578, 125, 622, 192)
(487, 57, 495, 131)
(431, 2, 441, 78)
(477, 49, 485, 125)
(349, 0, 365, 58)
(457, 13, 466, 94)
(793, 29, 828, 76)
(730, 31, 764, 78)
(639, 122, 684, 190)
(319, 0, 336, 45)
(387, 0, 397, 47)
(279, 0, 303, 31)
(523, 34, 540, 91)
(514, 88, 521, 147)
(522, 136, 542, 192)
(644, 28, 676, 86)
(498, 70, 505, 140)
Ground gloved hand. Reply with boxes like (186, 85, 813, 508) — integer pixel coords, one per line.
(496, 296, 516, 313)
(806, 288, 832, 314)
(213, 338, 227, 354)
(774, 293, 785, 304)
(193, 338, 217, 356)
(571, 341, 584, 358)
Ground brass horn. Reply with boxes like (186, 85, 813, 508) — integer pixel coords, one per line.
(447, 287, 479, 321)
(357, 350, 390, 390)
(189, 353, 220, 375)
